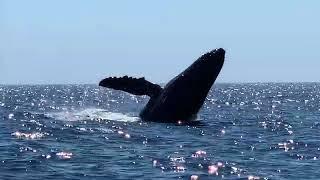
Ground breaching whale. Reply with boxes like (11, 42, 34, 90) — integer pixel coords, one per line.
(99, 48, 225, 123)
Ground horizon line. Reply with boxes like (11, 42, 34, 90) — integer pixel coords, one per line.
(1, 81, 320, 86)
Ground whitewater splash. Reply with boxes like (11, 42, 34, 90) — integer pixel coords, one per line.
(45, 108, 140, 122)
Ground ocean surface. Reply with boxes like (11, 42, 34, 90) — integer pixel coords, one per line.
(0, 83, 320, 180)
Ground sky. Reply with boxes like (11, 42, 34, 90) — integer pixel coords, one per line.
(0, 0, 319, 84)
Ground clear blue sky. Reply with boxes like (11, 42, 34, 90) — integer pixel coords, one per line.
(1, 0, 319, 84)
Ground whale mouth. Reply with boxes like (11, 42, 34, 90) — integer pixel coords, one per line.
(188, 48, 225, 77)
(212, 48, 225, 54)
(203, 48, 225, 62)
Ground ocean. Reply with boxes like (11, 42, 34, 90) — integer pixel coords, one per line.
(0, 83, 319, 180)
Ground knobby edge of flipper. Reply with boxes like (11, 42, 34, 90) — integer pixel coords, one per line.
(99, 76, 163, 97)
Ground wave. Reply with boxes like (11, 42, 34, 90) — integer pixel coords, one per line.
(45, 108, 140, 123)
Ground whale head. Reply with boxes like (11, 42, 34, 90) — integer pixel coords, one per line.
(183, 48, 225, 85)
(145, 48, 225, 122)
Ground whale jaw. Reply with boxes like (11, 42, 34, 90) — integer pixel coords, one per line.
(140, 48, 225, 123)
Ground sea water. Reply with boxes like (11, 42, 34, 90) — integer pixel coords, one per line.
(0, 83, 319, 179)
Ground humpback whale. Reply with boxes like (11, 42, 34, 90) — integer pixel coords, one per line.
(99, 48, 225, 123)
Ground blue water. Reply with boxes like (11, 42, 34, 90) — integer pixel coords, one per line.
(0, 83, 320, 180)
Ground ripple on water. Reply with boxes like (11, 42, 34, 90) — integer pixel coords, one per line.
(11, 131, 46, 140)
(56, 152, 73, 160)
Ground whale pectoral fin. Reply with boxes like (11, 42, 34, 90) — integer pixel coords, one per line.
(99, 76, 163, 97)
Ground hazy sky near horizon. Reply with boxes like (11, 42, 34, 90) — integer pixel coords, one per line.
(1, 0, 319, 84)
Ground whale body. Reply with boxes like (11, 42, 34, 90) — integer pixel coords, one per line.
(99, 48, 225, 123)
